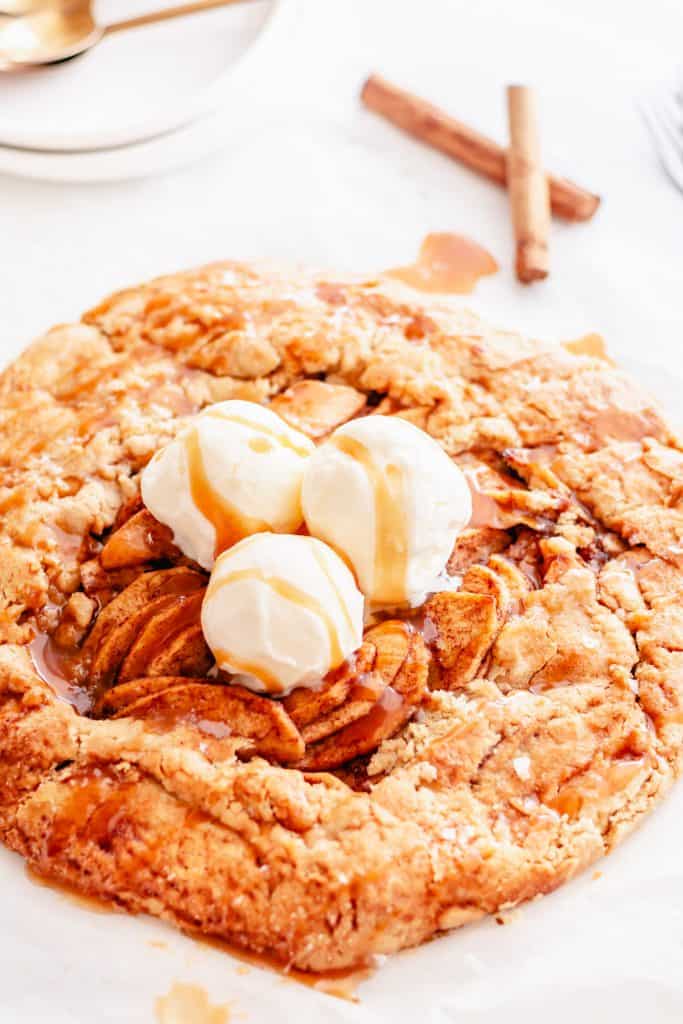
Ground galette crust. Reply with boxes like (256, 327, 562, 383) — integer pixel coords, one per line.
(0, 262, 680, 970)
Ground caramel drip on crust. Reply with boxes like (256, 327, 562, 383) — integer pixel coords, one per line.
(331, 435, 408, 605)
(209, 568, 346, 691)
(183, 427, 267, 558)
(203, 408, 311, 458)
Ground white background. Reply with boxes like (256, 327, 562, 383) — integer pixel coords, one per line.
(1, 1, 683, 1021)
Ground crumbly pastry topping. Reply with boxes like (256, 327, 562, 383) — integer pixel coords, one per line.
(0, 261, 681, 972)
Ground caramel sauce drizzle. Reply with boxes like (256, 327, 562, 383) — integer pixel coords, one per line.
(43, 769, 137, 859)
(248, 436, 273, 454)
(184, 427, 268, 559)
(203, 408, 311, 458)
(55, 359, 121, 402)
(209, 568, 347, 692)
(388, 232, 498, 295)
(311, 543, 356, 640)
(211, 649, 282, 694)
(331, 434, 408, 605)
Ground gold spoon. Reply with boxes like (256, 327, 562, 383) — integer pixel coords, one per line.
(0, 2, 38, 13)
(0, 0, 252, 68)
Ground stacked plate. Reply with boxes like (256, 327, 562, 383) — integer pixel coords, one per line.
(0, 0, 279, 181)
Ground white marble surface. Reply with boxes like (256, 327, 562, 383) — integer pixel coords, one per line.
(2, 1, 683, 1021)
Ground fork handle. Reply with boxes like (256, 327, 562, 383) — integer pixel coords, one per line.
(104, 0, 251, 35)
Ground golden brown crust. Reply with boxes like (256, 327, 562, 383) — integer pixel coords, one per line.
(0, 261, 680, 970)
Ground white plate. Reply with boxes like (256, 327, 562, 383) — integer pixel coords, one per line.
(0, 90, 266, 182)
(0, 0, 276, 152)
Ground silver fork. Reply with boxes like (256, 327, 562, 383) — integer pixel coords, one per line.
(641, 83, 683, 195)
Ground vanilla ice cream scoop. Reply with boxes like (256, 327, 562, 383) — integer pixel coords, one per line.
(201, 533, 364, 695)
(302, 416, 471, 607)
(141, 400, 315, 569)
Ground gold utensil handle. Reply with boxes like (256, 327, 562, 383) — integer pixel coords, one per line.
(105, 0, 249, 35)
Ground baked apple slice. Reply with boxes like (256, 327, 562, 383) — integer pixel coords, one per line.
(113, 681, 305, 763)
(270, 380, 366, 439)
(298, 622, 429, 770)
(117, 591, 206, 682)
(100, 508, 179, 569)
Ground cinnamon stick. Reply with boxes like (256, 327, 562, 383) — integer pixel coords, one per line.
(506, 85, 550, 283)
(360, 74, 600, 223)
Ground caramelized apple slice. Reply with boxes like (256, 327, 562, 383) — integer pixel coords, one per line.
(100, 508, 179, 569)
(424, 591, 498, 690)
(487, 554, 533, 606)
(114, 682, 305, 763)
(113, 491, 144, 530)
(117, 591, 205, 682)
(283, 642, 375, 729)
(95, 674, 193, 717)
(89, 593, 178, 691)
(298, 688, 411, 771)
(461, 564, 510, 622)
(83, 567, 205, 656)
(389, 626, 431, 705)
(300, 671, 386, 744)
(298, 623, 429, 770)
(146, 623, 212, 678)
(366, 620, 421, 687)
(80, 558, 144, 605)
(270, 380, 367, 439)
(447, 527, 510, 575)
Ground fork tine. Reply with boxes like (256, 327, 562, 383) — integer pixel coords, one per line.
(640, 96, 683, 194)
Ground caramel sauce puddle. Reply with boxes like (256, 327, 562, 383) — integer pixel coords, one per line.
(26, 864, 117, 915)
(29, 633, 92, 714)
(27, 864, 373, 1003)
(562, 333, 615, 365)
(388, 232, 498, 294)
(462, 467, 507, 530)
(187, 931, 374, 1003)
(155, 982, 230, 1024)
